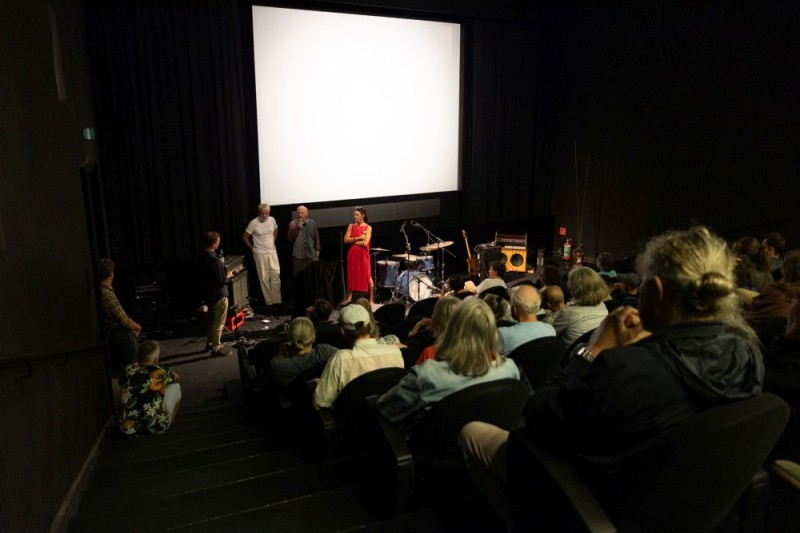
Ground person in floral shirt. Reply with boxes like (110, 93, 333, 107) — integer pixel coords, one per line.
(118, 340, 182, 435)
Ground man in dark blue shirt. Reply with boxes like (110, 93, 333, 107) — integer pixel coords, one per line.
(200, 231, 233, 356)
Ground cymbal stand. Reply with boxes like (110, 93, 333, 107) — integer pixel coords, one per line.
(411, 221, 455, 285)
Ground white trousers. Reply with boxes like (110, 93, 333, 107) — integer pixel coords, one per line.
(254, 250, 281, 304)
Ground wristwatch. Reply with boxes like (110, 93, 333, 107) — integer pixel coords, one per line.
(576, 345, 595, 363)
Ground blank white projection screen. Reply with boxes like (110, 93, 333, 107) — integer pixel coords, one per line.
(252, 7, 461, 206)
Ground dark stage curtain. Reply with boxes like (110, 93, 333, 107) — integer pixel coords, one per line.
(84, 0, 256, 265)
(461, 19, 555, 225)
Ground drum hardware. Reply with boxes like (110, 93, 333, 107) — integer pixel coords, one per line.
(419, 240, 454, 252)
(411, 220, 456, 285)
(398, 270, 437, 302)
(371, 247, 390, 252)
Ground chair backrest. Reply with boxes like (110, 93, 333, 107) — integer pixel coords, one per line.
(374, 303, 407, 328)
(563, 327, 596, 358)
(334, 367, 408, 438)
(601, 393, 789, 531)
(479, 285, 509, 300)
(510, 393, 790, 532)
(408, 297, 438, 319)
(507, 336, 566, 389)
(410, 378, 529, 469)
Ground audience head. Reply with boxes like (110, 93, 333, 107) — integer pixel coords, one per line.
(762, 232, 786, 260)
(488, 261, 506, 278)
(510, 285, 542, 319)
(430, 296, 461, 337)
(354, 298, 380, 338)
(731, 236, 770, 272)
(310, 298, 333, 322)
(596, 252, 615, 273)
(137, 340, 160, 364)
(541, 265, 562, 287)
(436, 298, 503, 377)
(568, 266, 610, 306)
(482, 293, 512, 323)
(97, 258, 115, 282)
(617, 273, 641, 293)
(447, 277, 466, 292)
(780, 249, 800, 284)
(285, 317, 315, 355)
(541, 286, 565, 310)
(636, 226, 752, 338)
(339, 302, 372, 342)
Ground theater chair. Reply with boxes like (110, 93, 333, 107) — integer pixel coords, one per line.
(369, 379, 529, 512)
(507, 336, 566, 389)
(374, 302, 407, 336)
(292, 367, 407, 457)
(507, 393, 789, 532)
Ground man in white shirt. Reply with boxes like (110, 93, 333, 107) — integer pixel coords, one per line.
(242, 203, 282, 307)
(471, 261, 508, 295)
(313, 304, 403, 409)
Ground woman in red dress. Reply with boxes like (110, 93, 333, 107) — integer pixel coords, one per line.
(344, 206, 374, 304)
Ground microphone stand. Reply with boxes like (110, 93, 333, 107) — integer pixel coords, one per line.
(412, 221, 454, 287)
(339, 231, 346, 303)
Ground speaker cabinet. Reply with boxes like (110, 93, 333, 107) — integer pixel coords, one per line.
(501, 247, 527, 272)
(229, 269, 250, 313)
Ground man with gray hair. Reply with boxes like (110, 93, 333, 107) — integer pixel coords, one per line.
(118, 340, 182, 435)
(498, 285, 556, 356)
(287, 205, 320, 275)
(242, 203, 282, 307)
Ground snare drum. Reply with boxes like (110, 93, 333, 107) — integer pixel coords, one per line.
(398, 270, 434, 301)
(416, 255, 435, 271)
(376, 260, 400, 287)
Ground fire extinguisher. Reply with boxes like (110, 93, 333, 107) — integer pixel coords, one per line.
(562, 238, 572, 261)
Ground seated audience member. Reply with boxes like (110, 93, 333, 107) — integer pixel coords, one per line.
(415, 296, 462, 365)
(762, 232, 786, 281)
(499, 286, 556, 356)
(471, 261, 507, 295)
(98, 258, 142, 367)
(748, 249, 800, 324)
(540, 286, 566, 325)
(444, 276, 472, 299)
(461, 227, 764, 525)
(118, 341, 182, 435)
(483, 293, 515, 328)
(732, 236, 774, 291)
(306, 298, 345, 347)
(596, 251, 617, 279)
(270, 317, 338, 387)
(313, 304, 403, 409)
(540, 263, 571, 303)
(406, 296, 461, 350)
(377, 297, 520, 431)
(552, 266, 610, 344)
(354, 297, 402, 345)
(763, 292, 800, 401)
(618, 273, 641, 308)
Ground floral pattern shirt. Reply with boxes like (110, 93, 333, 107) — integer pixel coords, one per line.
(118, 364, 176, 435)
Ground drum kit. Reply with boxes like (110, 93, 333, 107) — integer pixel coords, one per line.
(373, 240, 455, 304)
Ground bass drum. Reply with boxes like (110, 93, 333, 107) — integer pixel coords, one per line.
(398, 270, 434, 301)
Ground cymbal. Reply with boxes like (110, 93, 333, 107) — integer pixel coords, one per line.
(419, 240, 454, 252)
(392, 253, 422, 260)
(371, 247, 390, 252)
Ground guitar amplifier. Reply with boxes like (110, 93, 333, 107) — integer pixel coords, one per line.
(224, 254, 245, 275)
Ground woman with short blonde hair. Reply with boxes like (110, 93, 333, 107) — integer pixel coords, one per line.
(377, 298, 520, 428)
(552, 266, 610, 344)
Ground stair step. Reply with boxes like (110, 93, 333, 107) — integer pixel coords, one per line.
(89, 436, 283, 487)
(179, 402, 243, 420)
(71, 461, 360, 532)
(96, 427, 266, 467)
(166, 484, 378, 533)
(340, 507, 444, 532)
(78, 448, 309, 513)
